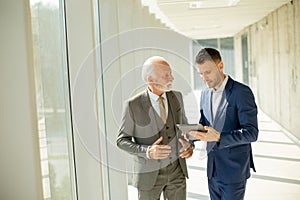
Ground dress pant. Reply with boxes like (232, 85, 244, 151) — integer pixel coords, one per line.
(138, 160, 186, 200)
(208, 177, 247, 200)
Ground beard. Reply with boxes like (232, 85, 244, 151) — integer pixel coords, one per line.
(154, 81, 173, 92)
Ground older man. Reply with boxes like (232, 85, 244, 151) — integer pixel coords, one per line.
(117, 56, 193, 200)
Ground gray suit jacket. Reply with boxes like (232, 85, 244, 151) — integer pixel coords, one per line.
(117, 90, 189, 190)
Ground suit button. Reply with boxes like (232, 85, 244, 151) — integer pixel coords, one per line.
(166, 126, 169, 129)
(168, 136, 171, 139)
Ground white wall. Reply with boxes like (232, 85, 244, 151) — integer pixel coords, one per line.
(234, 0, 300, 139)
(0, 0, 43, 199)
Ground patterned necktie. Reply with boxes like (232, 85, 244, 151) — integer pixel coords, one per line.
(158, 96, 167, 124)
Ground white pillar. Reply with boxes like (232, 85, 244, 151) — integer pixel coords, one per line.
(0, 0, 43, 199)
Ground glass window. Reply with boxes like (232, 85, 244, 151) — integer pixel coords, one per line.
(29, 0, 77, 199)
(220, 37, 235, 78)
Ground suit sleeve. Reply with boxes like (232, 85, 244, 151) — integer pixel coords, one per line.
(218, 86, 259, 148)
(116, 101, 149, 159)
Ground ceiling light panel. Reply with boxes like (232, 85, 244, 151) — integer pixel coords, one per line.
(189, 0, 241, 9)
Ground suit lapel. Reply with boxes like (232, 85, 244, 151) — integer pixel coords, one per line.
(213, 93, 227, 125)
(140, 90, 152, 112)
(207, 90, 213, 125)
(213, 77, 234, 126)
(166, 91, 175, 116)
(200, 89, 213, 126)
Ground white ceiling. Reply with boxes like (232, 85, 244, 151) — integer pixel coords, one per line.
(142, 0, 290, 39)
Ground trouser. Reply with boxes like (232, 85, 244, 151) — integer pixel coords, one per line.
(138, 161, 186, 200)
(208, 177, 247, 200)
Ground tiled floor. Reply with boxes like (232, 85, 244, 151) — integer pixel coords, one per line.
(128, 91, 300, 199)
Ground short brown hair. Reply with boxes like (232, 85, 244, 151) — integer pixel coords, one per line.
(195, 48, 222, 64)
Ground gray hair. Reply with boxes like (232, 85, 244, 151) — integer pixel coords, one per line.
(141, 56, 167, 82)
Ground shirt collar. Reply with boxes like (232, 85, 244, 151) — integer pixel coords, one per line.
(213, 75, 228, 93)
(147, 88, 167, 101)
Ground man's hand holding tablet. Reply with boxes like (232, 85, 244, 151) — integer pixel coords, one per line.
(189, 126, 221, 142)
(176, 124, 207, 141)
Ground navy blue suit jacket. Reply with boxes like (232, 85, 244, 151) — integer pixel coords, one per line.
(200, 76, 258, 184)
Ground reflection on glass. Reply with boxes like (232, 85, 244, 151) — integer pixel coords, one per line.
(29, 0, 76, 199)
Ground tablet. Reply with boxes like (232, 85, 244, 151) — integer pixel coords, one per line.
(176, 124, 207, 141)
(176, 124, 207, 132)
